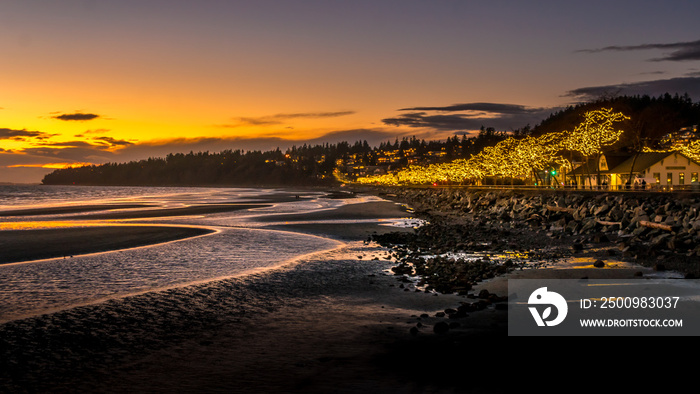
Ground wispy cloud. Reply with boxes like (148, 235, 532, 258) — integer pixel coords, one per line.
(399, 103, 546, 115)
(52, 112, 101, 121)
(577, 39, 700, 62)
(222, 111, 356, 127)
(0, 128, 52, 140)
(382, 102, 558, 131)
(639, 71, 666, 76)
(91, 136, 134, 147)
(18, 146, 115, 163)
(10, 135, 136, 165)
(565, 77, 700, 101)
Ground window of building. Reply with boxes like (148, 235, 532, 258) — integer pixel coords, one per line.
(654, 173, 660, 184)
(680, 173, 685, 185)
(667, 173, 673, 185)
(692, 172, 699, 183)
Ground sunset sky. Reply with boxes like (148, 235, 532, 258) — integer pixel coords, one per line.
(2, 0, 700, 183)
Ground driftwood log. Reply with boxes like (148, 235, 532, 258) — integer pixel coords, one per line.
(596, 219, 621, 226)
(639, 220, 672, 231)
(546, 205, 576, 214)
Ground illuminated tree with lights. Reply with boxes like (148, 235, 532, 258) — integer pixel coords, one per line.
(355, 108, 627, 188)
(561, 108, 629, 188)
(644, 140, 700, 163)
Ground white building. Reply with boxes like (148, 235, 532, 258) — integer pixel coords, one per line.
(567, 152, 700, 190)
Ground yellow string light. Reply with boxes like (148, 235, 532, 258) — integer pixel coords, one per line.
(356, 108, 627, 186)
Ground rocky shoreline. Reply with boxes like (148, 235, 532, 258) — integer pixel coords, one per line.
(359, 187, 700, 301)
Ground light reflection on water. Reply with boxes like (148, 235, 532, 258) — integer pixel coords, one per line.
(0, 221, 102, 230)
(0, 186, 361, 322)
(0, 227, 341, 322)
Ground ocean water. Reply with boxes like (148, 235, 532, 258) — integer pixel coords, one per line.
(0, 184, 308, 210)
(0, 185, 375, 322)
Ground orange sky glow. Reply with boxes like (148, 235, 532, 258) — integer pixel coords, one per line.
(2, 1, 699, 183)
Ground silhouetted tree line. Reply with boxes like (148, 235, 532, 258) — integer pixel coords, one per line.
(42, 132, 513, 186)
(41, 94, 700, 186)
(42, 146, 336, 186)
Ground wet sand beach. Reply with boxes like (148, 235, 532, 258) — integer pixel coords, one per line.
(0, 226, 214, 265)
(253, 200, 419, 240)
(0, 190, 666, 393)
(63, 203, 272, 220)
(1, 197, 507, 393)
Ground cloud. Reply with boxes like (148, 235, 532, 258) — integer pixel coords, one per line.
(577, 39, 700, 62)
(0, 128, 51, 140)
(382, 103, 559, 131)
(383, 112, 479, 130)
(0, 151, 94, 183)
(399, 102, 546, 115)
(13, 136, 134, 164)
(565, 77, 700, 101)
(82, 129, 111, 134)
(31, 141, 105, 149)
(52, 112, 101, 121)
(222, 111, 356, 127)
(306, 129, 396, 145)
(19, 146, 115, 163)
(91, 136, 134, 147)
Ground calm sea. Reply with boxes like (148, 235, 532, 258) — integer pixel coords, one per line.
(0, 185, 362, 322)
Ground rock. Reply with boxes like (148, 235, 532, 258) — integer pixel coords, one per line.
(593, 259, 605, 268)
(594, 204, 610, 216)
(409, 326, 419, 336)
(375, 189, 700, 296)
(591, 233, 609, 243)
(650, 233, 671, 249)
(433, 321, 449, 334)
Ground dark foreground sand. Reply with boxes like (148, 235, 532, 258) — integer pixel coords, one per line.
(0, 199, 660, 393)
(0, 204, 155, 217)
(0, 226, 214, 264)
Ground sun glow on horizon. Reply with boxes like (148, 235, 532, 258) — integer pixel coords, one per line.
(7, 162, 94, 169)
